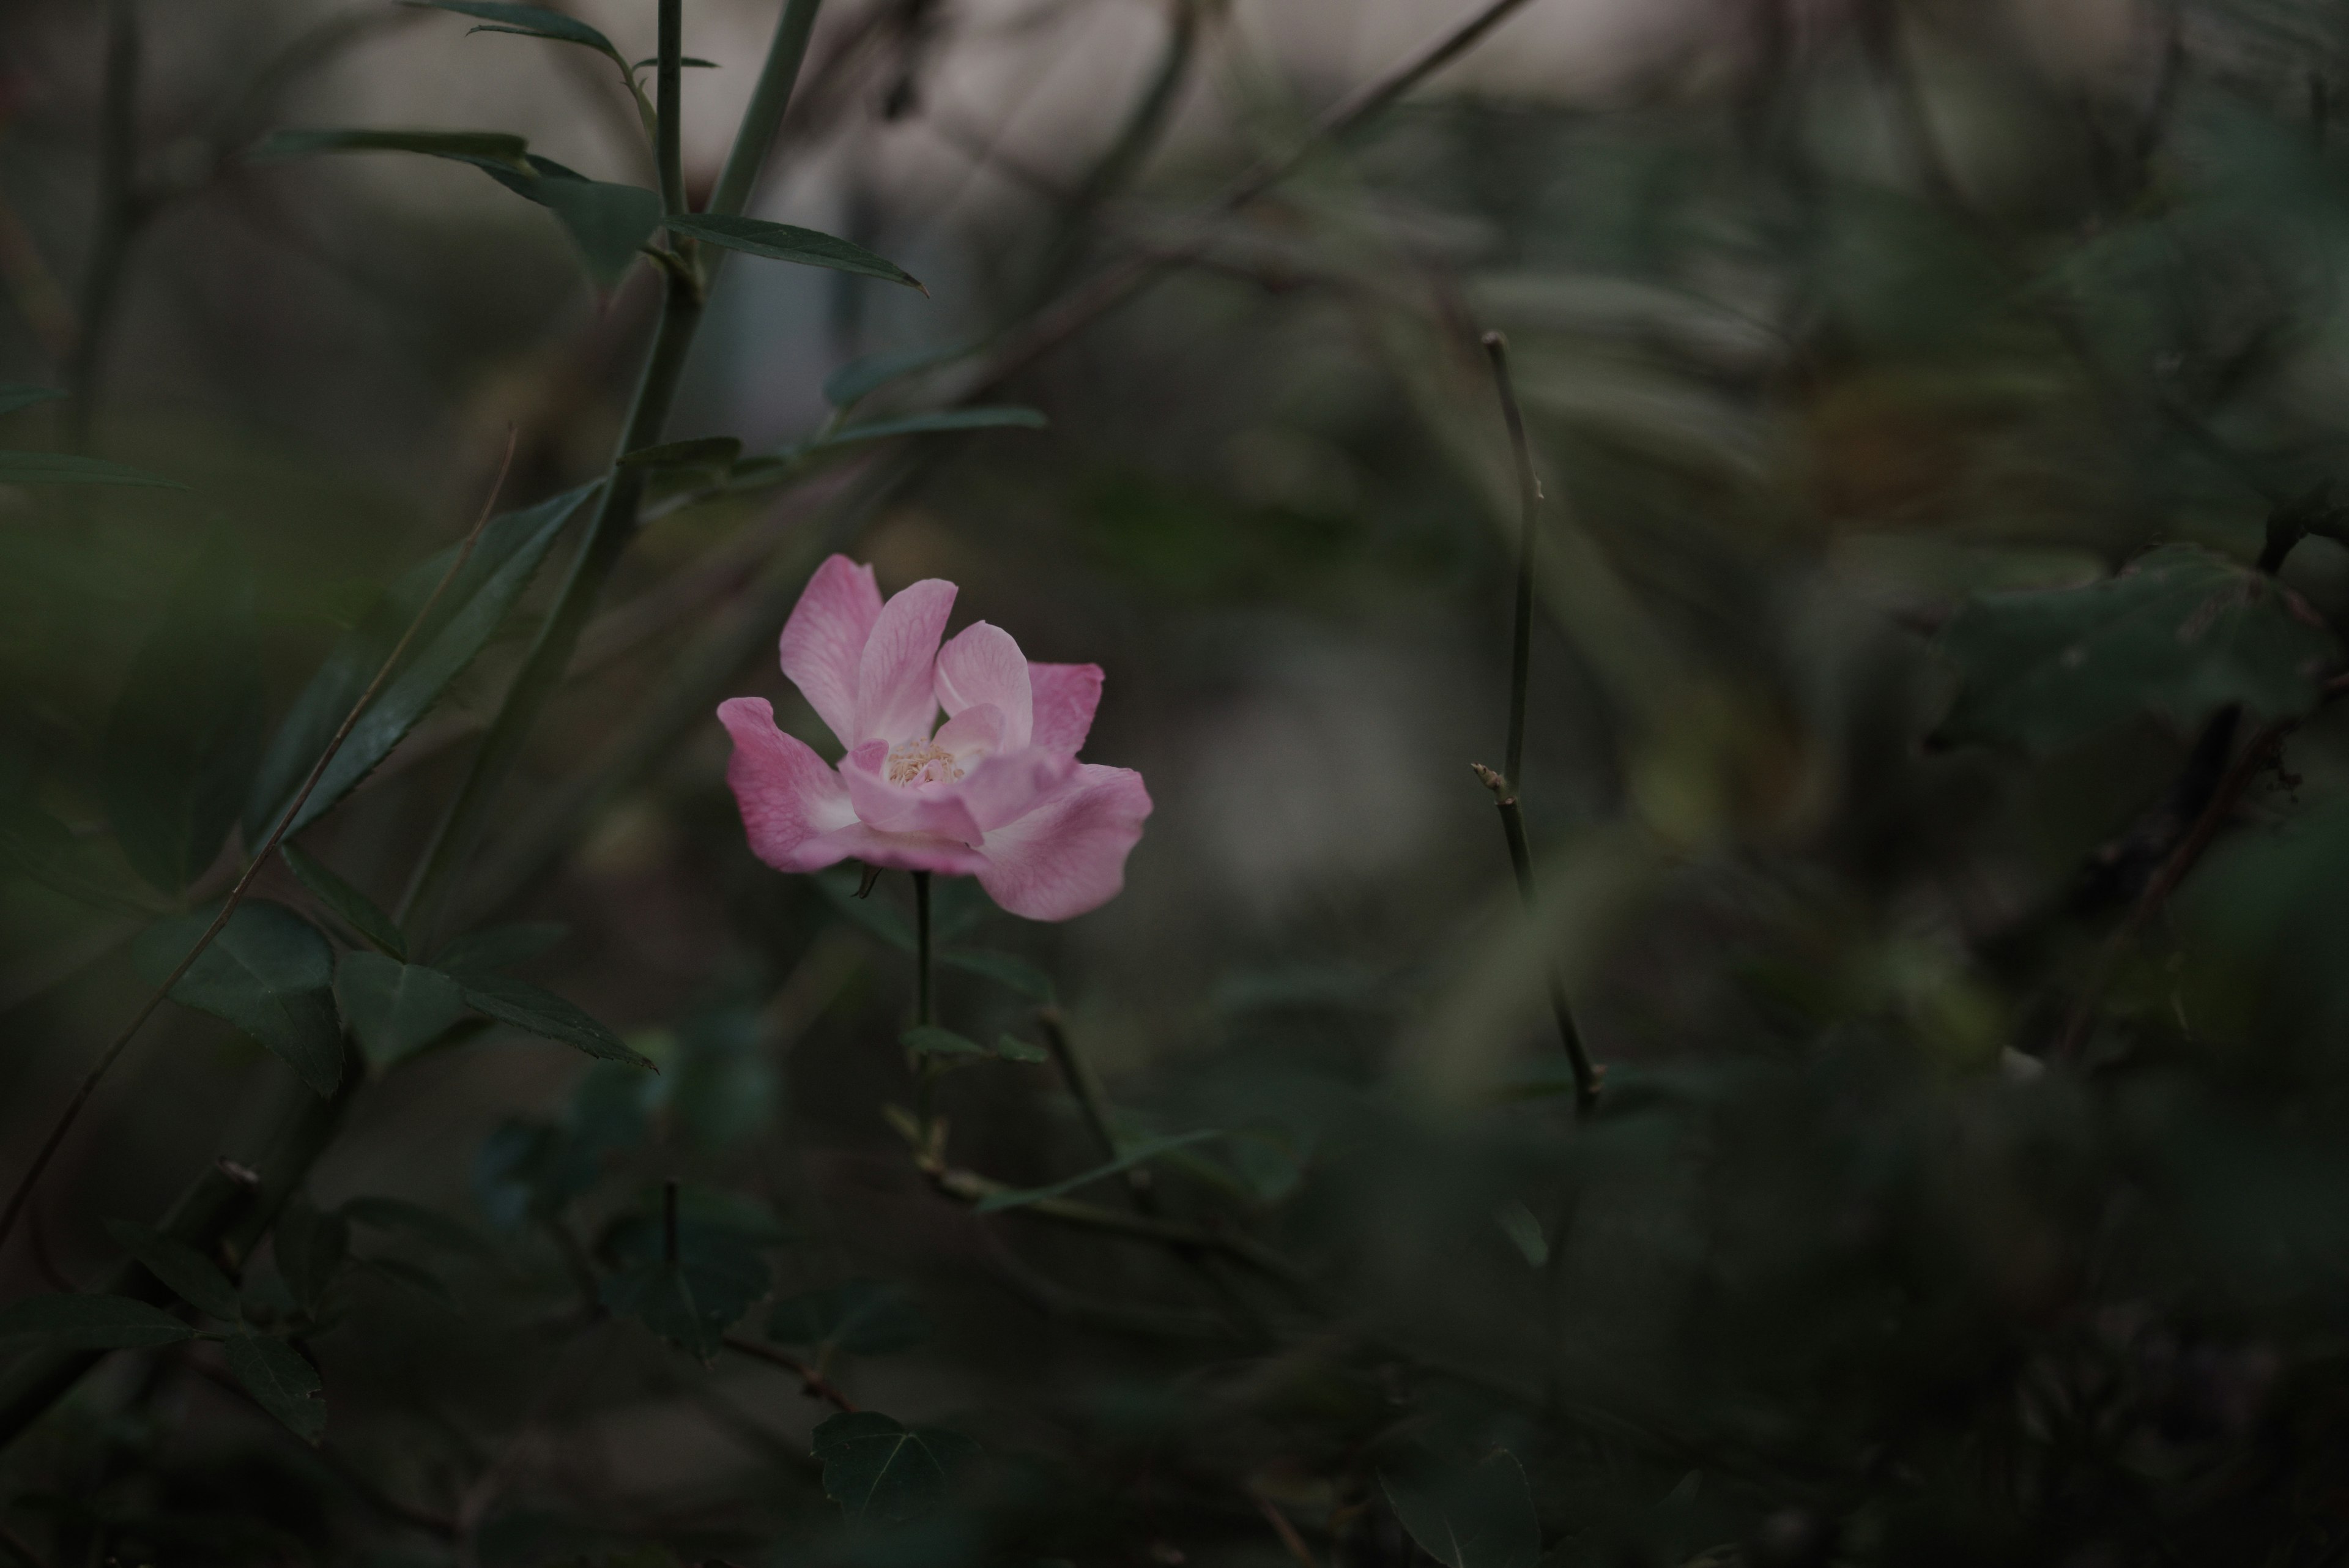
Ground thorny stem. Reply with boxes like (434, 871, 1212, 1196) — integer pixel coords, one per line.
(0, 434, 520, 1260)
(1474, 335, 1601, 1116)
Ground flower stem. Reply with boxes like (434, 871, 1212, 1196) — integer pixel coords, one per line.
(656, 0, 685, 217)
(913, 869, 937, 1140)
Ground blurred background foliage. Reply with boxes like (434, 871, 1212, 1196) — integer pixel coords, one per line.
(7, 0, 2349, 1562)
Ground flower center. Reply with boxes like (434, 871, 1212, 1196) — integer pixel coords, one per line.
(885, 738, 963, 786)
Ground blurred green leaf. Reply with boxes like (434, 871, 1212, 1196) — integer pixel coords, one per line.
(1495, 1202, 1548, 1267)
(0, 1293, 193, 1349)
(132, 901, 344, 1095)
(340, 1196, 497, 1258)
(1379, 1449, 1542, 1568)
(102, 543, 265, 893)
(473, 158, 663, 287)
(245, 483, 599, 843)
(600, 1213, 771, 1361)
(767, 1280, 930, 1356)
(0, 386, 65, 416)
(336, 951, 469, 1070)
(975, 1131, 1220, 1213)
(665, 214, 922, 289)
(251, 127, 532, 171)
(226, 1332, 326, 1443)
(823, 341, 976, 409)
(995, 1033, 1048, 1063)
(1935, 544, 2342, 752)
(816, 407, 1048, 448)
(273, 1197, 350, 1314)
(0, 450, 184, 488)
(362, 1256, 456, 1308)
(618, 437, 741, 472)
(280, 844, 404, 957)
(462, 973, 652, 1068)
(901, 1025, 989, 1059)
(812, 1411, 978, 1528)
(600, 1263, 714, 1359)
(105, 1219, 241, 1320)
(938, 948, 1055, 1001)
(433, 921, 568, 975)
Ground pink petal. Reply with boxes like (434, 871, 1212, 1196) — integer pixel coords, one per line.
(976, 763, 1151, 921)
(934, 623, 1033, 751)
(778, 555, 883, 751)
(854, 579, 956, 747)
(1028, 663, 1103, 754)
(841, 740, 986, 843)
(956, 746, 1079, 831)
(933, 702, 1005, 762)
(717, 697, 863, 872)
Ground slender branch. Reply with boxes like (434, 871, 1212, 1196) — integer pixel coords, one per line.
(719, 1333, 857, 1412)
(0, 434, 519, 1258)
(927, 1165, 1302, 1283)
(1253, 1493, 1322, 1568)
(656, 0, 685, 217)
(1037, 1008, 1155, 1210)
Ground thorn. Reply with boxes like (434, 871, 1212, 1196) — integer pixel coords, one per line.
(855, 863, 883, 898)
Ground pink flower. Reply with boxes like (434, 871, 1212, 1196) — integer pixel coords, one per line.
(716, 555, 1152, 921)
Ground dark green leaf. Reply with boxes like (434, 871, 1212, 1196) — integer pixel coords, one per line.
(822, 341, 976, 409)
(462, 972, 652, 1067)
(247, 483, 598, 843)
(0, 386, 65, 417)
(974, 1131, 1220, 1213)
(226, 1332, 326, 1443)
(767, 1280, 930, 1356)
(812, 1411, 978, 1528)
(336, 951, 469, 1070)
(361, 1256, 456, 1307)
(601, 1261, 716, 1359)
(629, 54, 718, 69)
(102, 543, 265, 892)
(432, 921, 568, 975)
(1935, 544, 2342, 753)
(0, 1293, 194, 1349)
(280, 844, 404, 957)
(817, 407, 1048, 447)
(0, 450, 185, 488)
(105, 1219, 241, 1320)
(340, 1196, 497, 1258)
(940, 948, 1055, 1002)
(994, 1033, 1048, 1064)
(516, 169, 664, 287)
(273, 1197, 349, 1313)
(901, 1025, 989, 1060)
(618, 437, 741, 471)
(665, 214, 923, 289)
(403, 1, 626, 65)
(1379, 1449, 1542, 1568)
(250, 127, 532, 172)
(132, 901, 344, 1095)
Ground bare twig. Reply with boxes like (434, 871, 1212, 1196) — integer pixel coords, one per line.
(718, 1333, 856, 1412)
(927, 1166, 1302, 1283)
(1253, 1493, 1322, 1568)
(0, 433, 521, 1258)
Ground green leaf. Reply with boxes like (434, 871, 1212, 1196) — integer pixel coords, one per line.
(629, 54, 718, 70)
(901, 1025, 989, 1060)
(939, 948, 1055, 1002)
(280, 844, 404, 957)
(618, 436, 741, 471)
(493, 162, 664, 287)
(246, 483, 599, 843)
(102, 543, 265, 893)
(250, 127, 532, 172)
(340, 1196, 497, 1258)
(974, 1131, 1220, 1213)
(0, 1293, 194, 1349)
(817, 407, 1048, 447)
(273, 1197, 350, 1313)
(0, 450, 185, 488)
(994, 1033, 1048, 1063)
(1379, 1449, 1542, 1568)
(132, 901, 344, 1095)
(664, 214, 924, 289)
(0, 386, 65, 417)
(226, 1332, 326, 1443)
(812, 1411, 978, 1528)
(105, 1219, 242, 1320)
(361, 1255, 458, 1307)
(335, 951, 469, 1071)
(462, 972, 652, 1067)
(601, 1263, 713, 1358)
(1494, 1202, 1548, 1268)
(432, 921, 568, 975)
(766, 1280, 930, 1356)
(403, 1, 627, 66)
(823, 341, 976, 409)
(1935, 544, 2343, 753)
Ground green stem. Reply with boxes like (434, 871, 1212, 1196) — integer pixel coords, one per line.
(656, 0, 685, 217)
(913, 870, 932, 1027)
(67, 0, 141, 452)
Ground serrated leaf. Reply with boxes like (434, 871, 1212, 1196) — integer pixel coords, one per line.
(280, 844, 404, 957)
(432, 920, 568, 975)
(132, 901, 344, 1095)
(0, 450, 185, 488)
(940, 948, 1055, 1002)
(336, 951, 469, 1070)
(665, 214, 923, 289)
(462, 973, 651, 1067)
(251, 127, 532, 171)
(619, 436, 741, 471)
(1379, 1449, 1541, 1568)
(273, 1197, 350, 1313)
(1935, 543, 2343, 754)
(815, 407, 1048, 448)
(105, 1219, 241, 1320)
(0, 386, 65, 417)
(404, 1, 626, 65)
(0, 1293, 194, 1349)
(102, 543, 265, 893)
(767, 1280, 930, 1356)
(340, 1195, 497, 1258)
(974, 1131, 1221, 1213)
(823, 341, 976, 409)
(901, 1025, 989, 1059)
(245, 483, 598, 843)
(812, 1411, 978, 1528)
(226, 1332, 326, 1443)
